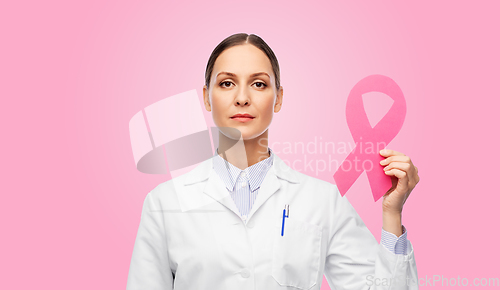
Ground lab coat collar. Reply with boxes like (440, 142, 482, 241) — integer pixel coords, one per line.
(181, 151, 300, 219)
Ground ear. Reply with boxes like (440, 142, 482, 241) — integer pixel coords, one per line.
(203, 85, 211, 112)
(274, 86, 283, 113)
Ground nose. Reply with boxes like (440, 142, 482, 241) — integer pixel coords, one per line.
(234, 87, 250, 106)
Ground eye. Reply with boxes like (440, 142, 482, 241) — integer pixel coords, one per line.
(219, 81, 233, 88)
(253, 82, 267, 89)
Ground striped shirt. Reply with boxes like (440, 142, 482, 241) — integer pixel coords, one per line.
(212, 147, 407, 255)
(212, 147, 274, 220)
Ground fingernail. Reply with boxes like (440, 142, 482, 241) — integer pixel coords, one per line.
(380, 149, 386, 154)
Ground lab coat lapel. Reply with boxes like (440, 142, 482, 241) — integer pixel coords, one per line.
(202, 167, 242, 217)
(246, 167, 281, 221)
(178, 156, 239, 215)
(247, 154, 300, 221)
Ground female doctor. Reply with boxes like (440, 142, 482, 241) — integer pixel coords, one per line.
(127, 33, 420, 290)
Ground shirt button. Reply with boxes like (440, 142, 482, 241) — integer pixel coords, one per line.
(241, 172, 246, 177)
(240, 269, 250, 278)
(241, 215, 247, 221)
(241, 182, 247, 187)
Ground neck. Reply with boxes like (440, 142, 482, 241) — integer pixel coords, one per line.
(217, 129, 270, 170)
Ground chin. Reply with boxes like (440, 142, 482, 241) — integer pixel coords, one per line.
(241, 129, 268, 141)
(224, 128, 259, 141)
(217, 120, 267, 140)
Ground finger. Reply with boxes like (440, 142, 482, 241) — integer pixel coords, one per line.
(384, 168, 409, 191)
(379, 148, 405, 157)
(380, 155, 411, 165)
(385, 162, 420, 188)
(383, 161, 412, 173)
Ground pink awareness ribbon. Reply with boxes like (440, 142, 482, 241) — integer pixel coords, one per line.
(333, 75, 406, 201)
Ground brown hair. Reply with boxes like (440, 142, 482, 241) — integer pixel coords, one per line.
(204, 33, 281, 91)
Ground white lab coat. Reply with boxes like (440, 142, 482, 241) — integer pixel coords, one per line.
(127, 153, 418, 290)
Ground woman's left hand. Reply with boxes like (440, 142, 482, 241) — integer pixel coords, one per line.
(379, 149, 420, 215)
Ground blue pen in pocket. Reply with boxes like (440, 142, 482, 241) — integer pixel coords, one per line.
(281, 204, 289, 236)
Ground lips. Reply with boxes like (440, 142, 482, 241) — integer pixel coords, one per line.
(230, 113, 255, 123)
(231, 113, 254, 119)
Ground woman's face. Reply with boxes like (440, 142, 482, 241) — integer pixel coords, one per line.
(203, 44, 283, 141)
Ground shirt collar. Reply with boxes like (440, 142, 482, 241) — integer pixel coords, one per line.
(212, 147, 274, 192)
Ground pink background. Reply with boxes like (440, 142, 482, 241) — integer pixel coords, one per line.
(2, 0, 499, 289)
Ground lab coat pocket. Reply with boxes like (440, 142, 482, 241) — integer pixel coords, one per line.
(271, 217, 322, 289)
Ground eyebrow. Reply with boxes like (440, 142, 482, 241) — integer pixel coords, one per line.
(216, 71, 270, 78)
